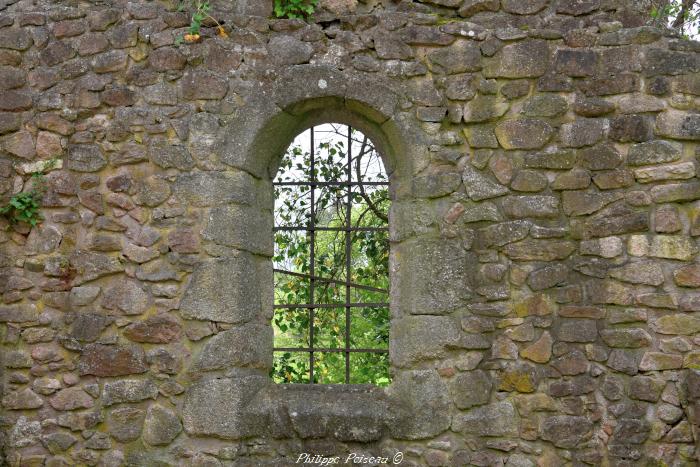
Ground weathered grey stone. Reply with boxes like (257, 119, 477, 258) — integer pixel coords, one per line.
(391, 315, 459, 367)
(484, 40, 550, 78)
(502, 196, 560, 219)
(477, 220, 530, 248)
(541, 416, 593, 448)
(180, 255, 268, 324)
(102, 379, 158, 406)
(651, 314, 700, 335)
(101, 279, 151, 315)
(0, 304, 38, 323)
(639, 352, 683, 371)
(191, 323, 272, 371)
(2, 388, 44, 410)
(528, 264, 568, 291)
(451, 370, 492, 409)
(600, 328, 652, 348)
(66, 144, 107, 172)
(524, 149, 576, 170)
(504, 239, 575, 261)
(143, 404, 182, 446)
(453, 401, 518, 436)
(574, 202, 649, 239)
(203, 205, 273, 256)
(49, 388, 94, 411)
(557, 319, 597, 343)
(609, 261, 664, 286)
(610, 115, 654, 142)
(462, 165, 509, 200)
(495, 119, 553, 149)
(268, 36, 313, 66)
(655, 110, 700, 141)
(428, 41, 481, 74)
(562, 191, 621, 216)
(394, 238, 477, 315)
(560, 119, 606, 148)
(107, 407, 144, 442)
(501, 0, 547, 14)
(183, 376, 268, 439)
(522, 94, 568, 117)
(634, 162, 696, 184)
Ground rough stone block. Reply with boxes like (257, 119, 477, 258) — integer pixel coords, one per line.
(180, 255, 269, 324)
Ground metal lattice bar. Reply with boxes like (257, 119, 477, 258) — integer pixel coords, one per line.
(274, 226, 388, 232)
(273, 303, 389, 309)
(274, 348, 388, 354)
(274, 268, 388, 294)
(308, 127, 316, 383)
(275, 181, 388, 187)
(273, 125, 389, 384)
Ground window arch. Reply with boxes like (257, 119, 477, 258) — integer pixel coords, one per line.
(271, 123, 390, 386)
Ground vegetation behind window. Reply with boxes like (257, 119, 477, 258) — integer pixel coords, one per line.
(272, 124, 390, 386)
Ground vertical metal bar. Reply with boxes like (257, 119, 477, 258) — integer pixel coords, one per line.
(309, 127, 315, 384)
(345, 126, 352, 384)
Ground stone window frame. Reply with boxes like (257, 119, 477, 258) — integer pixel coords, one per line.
(181, 65, 453, 442)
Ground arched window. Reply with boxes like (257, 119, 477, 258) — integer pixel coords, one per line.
(272, 124, 390, 386)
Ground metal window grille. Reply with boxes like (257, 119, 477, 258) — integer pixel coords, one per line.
(272, 125, 389, 384)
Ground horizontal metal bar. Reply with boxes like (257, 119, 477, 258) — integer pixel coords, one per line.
(274, 226, 388, 232)
(273, 303, 389, 309)
(274, 347, 389, 353)
(274, 181, 388, 187)
(274, 268, 389, 294)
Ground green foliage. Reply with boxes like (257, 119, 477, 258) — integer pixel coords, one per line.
(272, 125, 390, 386)
(274, 0, 318, 19)
(650, 0, 700, 38)
(0, 159, 58, 227)
(176, 0, 227, 43)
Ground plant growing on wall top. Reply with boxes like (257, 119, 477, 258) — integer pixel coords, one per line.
(274, 0, 318, 19)
(176, 0, 228, 43)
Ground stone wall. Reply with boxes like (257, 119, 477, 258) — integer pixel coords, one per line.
(0, 0, 699, 465)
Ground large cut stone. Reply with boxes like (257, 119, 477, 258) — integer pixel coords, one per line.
(389, 370, 451, 439)
(393, 238, 477, 314)
(391, 315, 460, 367)
(191, 323, 272, 371)
(451, 370, 492, 409)
(484, 40, 550, 78)
(203, 205, 273, 256)
(453, 401, 518, 436)
(173, 171, 257, 207)
(179, 255, 268, 324)
(183, 376, 269, 439)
